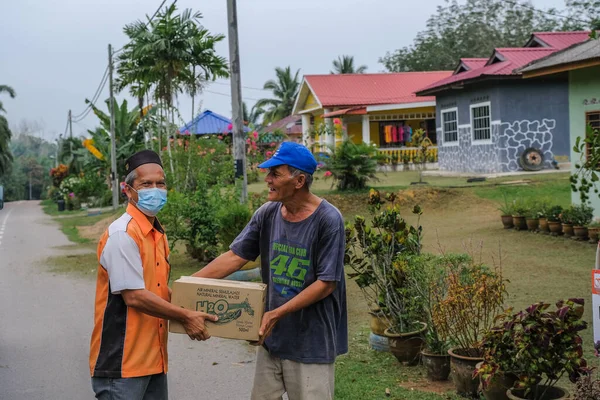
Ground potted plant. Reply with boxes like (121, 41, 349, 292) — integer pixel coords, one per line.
(432, 256, 508, 397)
(560, 207, 575, 238)
(411, 253, 456, 381)
(483, 299, 588, 400)
(498, 194, 515, 229)
(525, 204, 540, 232)
(537, 200, 551, 234)
(571, 203, 594, 241)
(512, 199, 528, 231)
(546, 205, 563, 235)
(588, 219, 600, 243)
(345, 190, 426, 366)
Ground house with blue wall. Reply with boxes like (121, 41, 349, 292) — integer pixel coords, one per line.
(416, 31, 590, 173)
(178, 109, 249, 135)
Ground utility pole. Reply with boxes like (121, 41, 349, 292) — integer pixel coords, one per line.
(108, 44, 119, 211)
(68, 109, 73, 138)
(29, 172, 32, 200)
(226, 0, 247, 204)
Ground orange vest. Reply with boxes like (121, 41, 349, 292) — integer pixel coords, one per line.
(89, 204, 170, 378)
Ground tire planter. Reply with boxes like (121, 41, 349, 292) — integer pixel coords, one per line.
(501, 215, 514, 229)
(476, 362, 517, 400)
(526, 218, 539, 232)
(562, 223, 574, 238)
(548, 221, 562, 235)
(519, 148, 544, 172)
(384, 323, 427, 366)
(512, 216, 527, 231)
(226, 267, 261, 281)
(448, 348, 484, 398)
(369, 332, 390, 352)
(538, 218, 550, 234)
(421, 351, 451, 381)
(573, 226, 588, 241)
(589, 227, 599, 243)
(506, 386, 569, 400)
(369, 311, 392, 336)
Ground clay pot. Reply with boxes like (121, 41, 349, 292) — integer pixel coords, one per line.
(538, 217, 550, 234)
(448, 348, 484, 397)
(526, 218, 539, 232)
(562, 223, 574, 238)
(512, 216, 527, 231)
(369, 311, 392, 336)
(589, 227, 599, 243)
(384, 323, 427, 366)
(421, 351, 451, 381)
(573, 226, 588, 241)
(501, 215, 514, 229)
(476, 362, 517, 400)
(506, 386, 569, 400)
(548, 221, 562, 235)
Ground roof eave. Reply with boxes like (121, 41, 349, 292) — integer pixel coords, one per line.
(416, 75, 522, 96)
(522, 57, 600, 79)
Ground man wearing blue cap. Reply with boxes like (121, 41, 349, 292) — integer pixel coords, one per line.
(194, 142, 347, 399)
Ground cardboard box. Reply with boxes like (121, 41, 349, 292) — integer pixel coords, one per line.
(169, 276, 267, 341)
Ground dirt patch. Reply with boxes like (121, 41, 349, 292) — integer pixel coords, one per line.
(398, 379, 455, 395)
(78, 214, 120, 241)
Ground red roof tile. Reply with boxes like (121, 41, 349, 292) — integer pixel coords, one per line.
(461, 58, 488, 70)
(262, 115, 303, 134)
(304, 71, 453, 108)
(531, 31, 591, 49)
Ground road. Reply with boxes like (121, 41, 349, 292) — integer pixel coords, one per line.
(0, 201, 256, 399)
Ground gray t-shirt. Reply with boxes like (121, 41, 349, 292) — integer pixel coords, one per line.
(230, 200, 348, 364)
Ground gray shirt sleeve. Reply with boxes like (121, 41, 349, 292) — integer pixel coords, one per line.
(230, 203, 268, 261)
(315, 226, 345, 282)
(100, 231, 145, 294)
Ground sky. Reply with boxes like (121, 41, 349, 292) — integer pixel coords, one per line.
(0, 0, 567, 142)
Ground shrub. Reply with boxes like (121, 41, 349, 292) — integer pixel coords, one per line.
(324, 141, 385, 191)
(498, 194, 514, 216)
(511, 198, 529, 217)
(217, 202, 252, 252)
(571, 203, 594, 227)
(546, 205, 563, 222)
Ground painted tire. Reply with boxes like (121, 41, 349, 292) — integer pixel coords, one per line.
(369, 332, 390, 352)
(226, 267, 261, 282)
(519, 148, 544, 171)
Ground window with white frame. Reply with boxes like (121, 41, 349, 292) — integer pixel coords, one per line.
(441, 109, 458, 144)
(471, 103, 491, 142)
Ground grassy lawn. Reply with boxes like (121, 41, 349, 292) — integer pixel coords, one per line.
(43, 171, 597, 398)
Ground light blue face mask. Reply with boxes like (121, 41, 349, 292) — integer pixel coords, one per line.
(133, 187, 167, 217)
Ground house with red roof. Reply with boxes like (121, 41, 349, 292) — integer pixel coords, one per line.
(291, 71, 453, 160)
(416, 31, 590, 173)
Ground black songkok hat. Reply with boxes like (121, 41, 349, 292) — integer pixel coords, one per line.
(125, 150, 163, 174)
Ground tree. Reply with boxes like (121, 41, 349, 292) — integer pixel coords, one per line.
(379, 0, 564, 72)
(255, 66, 301, 123)
(331, 55, 367, 74)
(563, 0, 600, 32)
(243, 101, 264, 127)
(0, 85, 16, 176)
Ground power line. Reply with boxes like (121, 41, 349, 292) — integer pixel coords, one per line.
(211, 81, 269, 92)
(204, 89, 263, 102)
(501, 0, 592, 25)
(72, 66, 109, 122)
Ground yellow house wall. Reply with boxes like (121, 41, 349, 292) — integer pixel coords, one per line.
(301, 92, 320, 112)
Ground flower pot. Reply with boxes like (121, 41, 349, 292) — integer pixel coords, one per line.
(526, 218, 539, 232)
(476, 362, 517, 400)
(448, 348, 483, 398)
(589, 227, 599, 243)
(548, 221, 562, 235)
(384, 323, 426, 366)
(573, 226, 588, 241)
(421, 350, 450, 381)
(562, 223, 574, 238)
(538, 217, 550, 234)
(512, 216, 527, 231)
(369, 311, 392, 336)
(506, 386, 569, 400)
(501, 215, 514, 229)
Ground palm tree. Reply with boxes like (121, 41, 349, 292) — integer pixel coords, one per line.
(0, 85, 16, 176)
(255, 66, 301, 123)
(243, 102, 264, 128)
(0, 85, 16, 113)
(330, 55, 367, 74)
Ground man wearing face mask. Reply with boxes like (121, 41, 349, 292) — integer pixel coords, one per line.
(89, 150, 217, 400)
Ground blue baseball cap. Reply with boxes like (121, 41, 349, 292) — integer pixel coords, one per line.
(258, 142, 317, 175)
